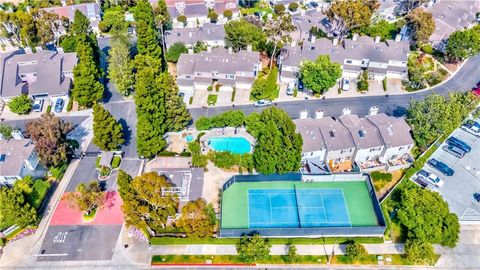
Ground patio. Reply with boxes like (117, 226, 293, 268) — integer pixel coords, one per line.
(164, 129, 199, 153)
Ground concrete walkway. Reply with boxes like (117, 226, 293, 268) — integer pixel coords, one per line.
(149, 243, 404, 256)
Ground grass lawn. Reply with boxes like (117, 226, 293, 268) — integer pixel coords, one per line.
(207, 94, 218, 105)
(150, 236, 384, 245)
(29, 179, 51, 209)
(151, 254, 438, 266)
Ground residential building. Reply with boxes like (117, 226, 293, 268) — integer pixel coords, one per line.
(279, 35, 410, 83)
(0, 139, 45, 186)
(41, 2, 102, 35)
(315, 117, 356, 168)
(366, 113, 415, 169)
(0, 49, 77, 105)
(339, 113, 385, 171)
(164, 23, 225, 49)
(176, 47, 260, 103)
(154, 0, 239, 28)
(290, 9, 330, 44)
(427, 0, 480, 52)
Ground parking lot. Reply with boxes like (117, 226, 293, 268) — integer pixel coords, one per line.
(419, 118, 480, 223)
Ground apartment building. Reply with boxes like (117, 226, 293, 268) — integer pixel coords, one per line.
(165, 23, 225, 49)
(0, 138, 45, 186)
(42, 2, 102, 35)
(0, 49, 77, 105)
(279, 35, 410, 83)
(176, 47, 260, 103)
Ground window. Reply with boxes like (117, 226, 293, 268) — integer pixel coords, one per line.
(346, 60, 352, 64)
(185, 75, 191, 79)
(228, 75, 235, 79)
(399, 146, 404, 151)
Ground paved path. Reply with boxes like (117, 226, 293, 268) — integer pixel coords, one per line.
(148, 243, 404, 256)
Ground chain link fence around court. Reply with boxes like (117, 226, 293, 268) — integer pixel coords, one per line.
(219, 173, 386, 238)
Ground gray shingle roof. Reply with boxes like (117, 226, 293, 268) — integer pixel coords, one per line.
(366, 113, 414, 148)
(0, 50, 77, 98)
(165, 23, 225, 47)
(294, 118, 326, 153)
(41, 3, 101, 29)
(0, 139, 35, 177)
(153, 167, 204, 202)
(339, 114, 384, 150)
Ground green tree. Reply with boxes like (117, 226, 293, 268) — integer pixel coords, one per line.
(177, 15, 187, 25)
(397, 186, 460, 247)
(0, 186, 37, 230)
(162, 73, 192, 131)
(236, 234, 271, 263)
(345, 241, 368, 261)
(116, 170, 133, 199)
(108, 34, 134, 96)
(176, 199, 216, 238)
(264, 14, 296, 69)
(252, 107, 303, 174)
(66, 180, 105, 215)
(26, 113, 73, 167)
(404, 239, 436, 264)
(446, 26, 480, 61)
(35, 10, 60, 46)
(0, 124, 13, 140)
(93, 104, 124, 151)
(224, 19, 266, 51)
(188, 141, 208, 167)
(223, 9, 233, 19)
(165, 42, 187, 63)
(134, 0, 162, 60)
(250, 67, 279, 100)
(8, 94, 32, 115)
(406, 8, 435, 44)
(327, 0, 379, 38)
(72, 34, 103, 107)
(361, 19, 399, 41)
(288, 2, 299, 12)
(273, 4, 285, 15)
(100, 8, 127, 33)
(117, 172, 178, 233)
(72, 9, 92, 36)
(300, 55, 342, 94)
(286, 244, 299, 263)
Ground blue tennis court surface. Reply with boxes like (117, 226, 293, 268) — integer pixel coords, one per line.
(248, 187, 351, 228)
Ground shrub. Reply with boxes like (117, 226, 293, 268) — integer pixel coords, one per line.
(66, 99, 73, 112)
(158, 151, 177, 157)
(8, 94, 32, 115)
(197, 131, 206, 141)
(357, 80, 369, 92)
(180, 151, 191, 157)
(207, 94, 218, 105)
(29, 180, 51, 209)
(189, 96, 193, 104)
(421, 44, 433, 54)
(0, 124, 13, 140)
(98, 21, 108, 32)
(0, 237, 5, 246)
(370, 171, 393, 182)
(274, 4, 285, 14)
(192, 154, 208, 167)
(286, 244, 299, 263)
(237, 234, 271, 263)
(288, 2, 299, 12)
(345, 241, 368, 261)
(231, 89, 236, 102)
(208, 10, 219, 23)
(177, 15, 187, 24)
(404, 239, 436, 264)
(223, 9, 233, 19)
(207, 85, 213, 91)
(50, 162, 68, 179)
(382, 78, 387, 91)
(212, 151, 240, 169)
(46, 105, 52, 113)
(195, 110, 246, 130)
(165, 42, 188, 63)
(111, 156, 122, 168)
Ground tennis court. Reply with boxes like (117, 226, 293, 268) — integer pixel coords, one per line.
(221, 180, 379, 230)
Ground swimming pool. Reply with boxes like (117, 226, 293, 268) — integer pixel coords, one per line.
(208, 137, 251, 154)
(185, 134, 194, 142)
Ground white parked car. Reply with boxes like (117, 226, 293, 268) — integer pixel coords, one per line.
(286, 82, 295, 96)
(417, 169, 444, 188)
(32, 99, 44, 112)
(342, 78, 350, 91)
(254, 99, 272, 107)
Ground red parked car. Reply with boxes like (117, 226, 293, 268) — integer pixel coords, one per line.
(472, 88, 480, 97)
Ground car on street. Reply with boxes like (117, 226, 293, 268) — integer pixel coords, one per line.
(461, 119, 480, 138)
(286, 82, 295, 96)
(427, 158, 455, 176)
(298, 80, 304, 91)
(32, 99, 44, 112)
(342, 78, 350, 91)
(442, 144, 466, 158)
(54, 98, 64, 113)
(417, 169, 444, 188)
(472, 87, 480, 97)
(254, 99, 272, 107)
(474, 193, 480, 203)
(446, 136, 471, 153)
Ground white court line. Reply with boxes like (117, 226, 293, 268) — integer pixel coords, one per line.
(340, 189, 352, 227)
(319, 194, 329, 223)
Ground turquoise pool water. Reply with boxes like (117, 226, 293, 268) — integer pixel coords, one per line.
(208, 137, 251, 154)
(185, 135, 194, 142)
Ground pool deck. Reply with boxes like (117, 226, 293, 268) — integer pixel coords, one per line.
(199, 127, 256, 154)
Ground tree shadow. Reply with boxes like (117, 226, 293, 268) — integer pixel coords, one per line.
(118, 118, 132, 147)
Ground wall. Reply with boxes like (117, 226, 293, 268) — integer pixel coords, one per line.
(354, 146, 384, 163)
(325, 148, 354, 164)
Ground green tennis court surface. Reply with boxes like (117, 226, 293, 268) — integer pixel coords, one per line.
(221, 181, 378, 229)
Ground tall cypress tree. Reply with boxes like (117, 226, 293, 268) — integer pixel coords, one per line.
(93, 104, 124, 151)
(72, 34, 103, 107)
(161, 73, 191, 131)
(134, 0, 162, 60)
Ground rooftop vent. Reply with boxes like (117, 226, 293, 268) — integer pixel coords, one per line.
(299, 110, 308, 119)
(315, 109, 324, 119)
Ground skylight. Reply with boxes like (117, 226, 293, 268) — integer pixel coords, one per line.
(358, 130, 365, 138)
(0, 154, 6, 163)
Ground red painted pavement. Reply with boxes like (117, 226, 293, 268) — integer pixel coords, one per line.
(50, 191, 124, 226)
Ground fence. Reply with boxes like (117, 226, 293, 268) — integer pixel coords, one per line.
(219, 226, 386, 238)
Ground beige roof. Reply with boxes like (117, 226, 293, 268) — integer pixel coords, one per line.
(0, 139, 35, 176)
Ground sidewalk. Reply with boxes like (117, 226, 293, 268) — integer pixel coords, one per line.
(147, 243, 405, 256)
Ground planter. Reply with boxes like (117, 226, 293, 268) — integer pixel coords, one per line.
(97, 165, 112, 180)
(82, 208, 98, 223)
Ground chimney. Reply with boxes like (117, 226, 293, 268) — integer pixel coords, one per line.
(374, 36, 381, 43)
(299, 110, 308, 119)
(300, 9, 305, 16)
(369, 106, 379, 116)
(342, 107, 351, 115)
(35, 46, 43, 52)
(315, 109, 324, 119)
(189, 31, 192, 37)
(228, 47, 232, 54)
(57, 47, 64, 54)
(352, 33, 358, 41)
(188, 48, 193, 54)
(247, 44, 252, 52)
(310, 35, 316, 43)
(395, 33, 401, 42)
(333, 38, 338, 45)
(61, 0, 67, 6)
(207, 46, 212, 53)
(24, 47, 32, 54)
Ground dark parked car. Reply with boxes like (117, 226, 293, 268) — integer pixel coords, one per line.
(54, 98, 64, 113)
(446, 136, 471, 153)
(474, 193, 480, 203)
(442, 144, 466, 158)
(427, 158, 454, 176)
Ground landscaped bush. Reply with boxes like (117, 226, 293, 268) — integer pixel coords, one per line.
(189, 96, 193, 105)
(357, 80, 369, 92)
(207, 94, 218, 105)
(29, 180, 51, 209)
(223, 9, 233, 19)
(273, 4, 285, 14)
(195, 110, 246, 130)
(66, 99, 73, 112)
(421, 44, 433, 54)
(0, 124, 13, 140)
(8, 94, 32, 115)
(212, 151, 240, 169)
(50, 162, 68, 179)
(288, 2, 299, 12)
(158, 151, 178, 157)
(382, 78, 387, 91)
(370, 171, 393, 182)
(207, 85, 213, 91)
(111, 156, 122, 168)
(345, 241, 368, 261)
(180, 151, 191, 157)
(208, 10, 219, 23)
(46, 105, 52, 113)
(177, 15, 187, 25)
(165, 42, 188, 63)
